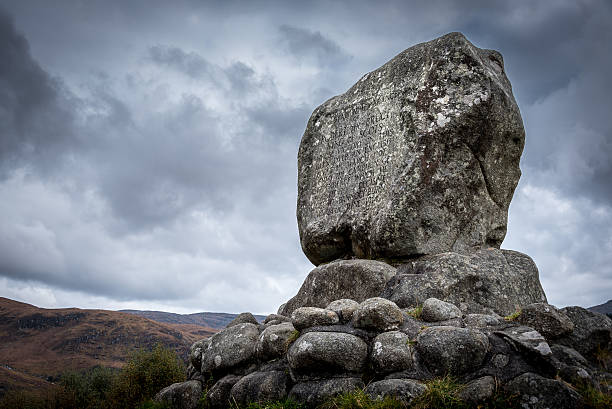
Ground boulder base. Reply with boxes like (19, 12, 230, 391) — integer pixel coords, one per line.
(382, 248, 546, 316)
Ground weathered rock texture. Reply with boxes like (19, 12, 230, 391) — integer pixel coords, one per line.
(280, 259, 396, 316)
(297, 32, 525, 265)
(382, 248, 546, 316)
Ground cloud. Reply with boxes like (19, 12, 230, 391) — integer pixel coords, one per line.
(0, 8, 76, 177)
(278, 24, 352, 68)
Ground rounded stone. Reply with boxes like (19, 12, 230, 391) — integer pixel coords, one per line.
(352, 297, 404, 331)
(229, 371, 290, 405)
(289, 378, 364, 407)
(155, 380, 202, 409)
(256, 322, 296, 362)
(365, 379, 426, 403)
(291, 307, 339, 331)
(205, 375, 241, 409)
(416, 326, 489, 375)
(421, 298, 462, 322)
(326, 299, 360, 322)
(226, 312, 259, 328)
(201, 323, 259, 376)
(370, 331, 413, 374)
(287, 331, 368, 380)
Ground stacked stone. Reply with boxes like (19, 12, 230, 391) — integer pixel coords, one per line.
(156, 32, 612, 408)
(157, 297, 612, 408)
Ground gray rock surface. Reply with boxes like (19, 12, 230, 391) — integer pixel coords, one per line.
(297, 32, 525, 265)
(382, 248, 547, 316)
(416, 326, 489, 375)
(352, 297, 403, 331)
(496, 326, 552, 358)
(505, 372, 580, 409)
(280, 259, 396, 316)
(465, 313, 503, 328)
(291, 307, 339, 331)
(287, 331, 368, 380)
(155, 380, 202, 409)
(365, 379, 426, 403)
(289, 378, 364, 407)
(206, 375, 241, 409)
(257, 322, 296, 362)
(516, 303, 574, 339)
(229, 371, 290, 405)
(201, 323, 259, 376)
(422, 297, 462, 322)
(264, 313, 292, 325)
(371, 331, 413, 374)
(226, 312, 259, 327)
(558, 306, 612, 360)
(326, 299, 360, 322)
(458, 376, 495, 404)
(189, 338, 209, 370)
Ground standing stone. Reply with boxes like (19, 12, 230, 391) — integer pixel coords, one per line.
(297, 32, 525, 265)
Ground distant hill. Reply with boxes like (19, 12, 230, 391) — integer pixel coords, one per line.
(0, 297, 217, 395)
(120, 309, 266, 329)
(588, 299, 612, 317)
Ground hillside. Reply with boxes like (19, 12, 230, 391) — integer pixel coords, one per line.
(121, 309, 266, 329)
(0, 297, 216, 394)
(589, 299, 612, 317)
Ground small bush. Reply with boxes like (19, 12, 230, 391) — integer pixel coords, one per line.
(108, 344, 186, 409)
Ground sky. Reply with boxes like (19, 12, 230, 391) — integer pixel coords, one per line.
(0, 0, 610, 315)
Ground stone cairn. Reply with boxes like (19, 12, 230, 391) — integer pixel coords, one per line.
(156, 33, 612, 409)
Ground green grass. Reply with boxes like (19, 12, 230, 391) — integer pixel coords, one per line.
(285, 330, 301, 349)
(319, 388, 407, 409)
(576, 381, 612, 409)
(503, 309, 521, 321)
(406, 305, 423, 320)
(411, 376, 465, 409)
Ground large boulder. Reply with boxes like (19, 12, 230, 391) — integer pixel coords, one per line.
(557, 306, 612, 361)
(421, 297, 462, 322)
(200, 323, 259, 376)
(287, 331, 368, 380)
(416, 326, 489, 375)
(280, 259, 396, 316)
(516, 303, 574, 339)
(382, 248, 547, 316)
(297, 32, 525, 265)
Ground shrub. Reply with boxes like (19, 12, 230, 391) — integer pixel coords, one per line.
(108, 344, 186, 409)
(406, 305, 423, 320)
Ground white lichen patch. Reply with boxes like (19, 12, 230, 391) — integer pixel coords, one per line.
(214, 355, 222, 367)
(373, 341, 383, 356)
(436, 113, 451, 127)
(535, 342, 552, 356)
(297, 340, 313, 353)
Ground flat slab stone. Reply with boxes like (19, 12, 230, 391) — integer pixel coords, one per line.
(297, 32, 525, 265)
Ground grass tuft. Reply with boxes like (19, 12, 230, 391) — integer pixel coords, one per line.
(406, 305, 423, 320)
(411, 376, 465, 409)
(285, 330, 301, 350)
(576, 380, 612, 409)
(503, 309, 521, 321)
(320, 388, 406, 409)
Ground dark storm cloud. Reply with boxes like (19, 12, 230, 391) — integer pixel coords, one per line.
(278, 25, 352, 67)
(0, 7, 75, 176)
